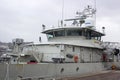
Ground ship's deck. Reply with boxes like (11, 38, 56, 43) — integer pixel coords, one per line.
(58, 70, 120, 80)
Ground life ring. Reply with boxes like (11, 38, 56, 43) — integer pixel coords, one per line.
(74, 55, 78, 63)
(111, 64, 116, 70)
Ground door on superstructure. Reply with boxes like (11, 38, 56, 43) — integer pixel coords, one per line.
(80, 47, 84, 63)
(80, 47, 92, 63)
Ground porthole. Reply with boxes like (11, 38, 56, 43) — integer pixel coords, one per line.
(76, 67, 79, 72)
(61, 68, 64, 73)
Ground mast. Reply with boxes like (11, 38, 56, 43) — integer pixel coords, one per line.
(61, 0, 64, 27)
(94, 0, 96, 29)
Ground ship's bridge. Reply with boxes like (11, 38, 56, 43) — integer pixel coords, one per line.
(42, 27, 105, 42)
(42, 5, 105, 44)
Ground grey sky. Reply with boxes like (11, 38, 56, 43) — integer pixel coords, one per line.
(0, 0, 120, 43)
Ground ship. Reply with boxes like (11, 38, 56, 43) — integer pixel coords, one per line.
(0, 5, 120, 80)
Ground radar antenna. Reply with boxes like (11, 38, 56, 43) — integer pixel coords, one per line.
(65, 5, 96, 27)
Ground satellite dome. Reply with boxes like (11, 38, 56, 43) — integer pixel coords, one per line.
(85, 18, 95, 29)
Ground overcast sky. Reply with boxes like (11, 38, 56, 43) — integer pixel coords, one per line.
(0, 0, 120, 43)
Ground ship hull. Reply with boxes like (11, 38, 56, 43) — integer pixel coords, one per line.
(0, 63, 120, 80)
(0, 62, 107, 80)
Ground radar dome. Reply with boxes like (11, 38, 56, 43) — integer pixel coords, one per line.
(84, 18, 95, 29)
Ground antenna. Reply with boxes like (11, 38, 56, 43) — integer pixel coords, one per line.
(61, 0, 64, 27)
(94, 0, 96, 29)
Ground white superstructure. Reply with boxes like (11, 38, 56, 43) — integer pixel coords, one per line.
(15, 5, 105, 64)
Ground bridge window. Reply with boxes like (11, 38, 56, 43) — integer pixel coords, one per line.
(67, 30, 82, 36)
(46, 32, 54, 39)
(84, 30, 102, 41)
(54, 30, 65, 37)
